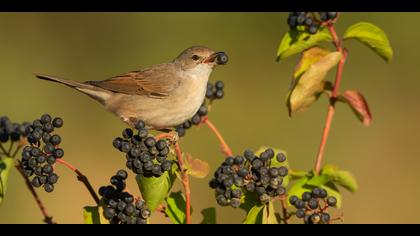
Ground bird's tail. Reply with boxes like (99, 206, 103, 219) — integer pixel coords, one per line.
(35, 74, 86, 88)
(35, 74, 111, 104)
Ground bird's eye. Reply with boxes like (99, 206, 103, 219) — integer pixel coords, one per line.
(192, 55, 200, 61)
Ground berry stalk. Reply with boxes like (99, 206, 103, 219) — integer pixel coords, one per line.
(10, 140, 24, 158)
(174, 142, 191, 224)
(56, 159, 100, 204)
(15, 161, 55, 224)
(314, 23, 348, 175)
(0, 143, 8, 156)
(7, 141, 14, 156)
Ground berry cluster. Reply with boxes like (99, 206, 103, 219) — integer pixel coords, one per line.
(289, 187, 337, 224)
(205, 81, 225, 101)
(209, 148, 288, 208)
(287, 12, 338, 34)
(99, 170, 151, 224)
(20, 114, 64, 192)
(113, 120, 173, 178)
(0, 116, 31, 144)
(176, 81, 225, 137)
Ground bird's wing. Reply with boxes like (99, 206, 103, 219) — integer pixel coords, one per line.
(85, 63, 182, 98)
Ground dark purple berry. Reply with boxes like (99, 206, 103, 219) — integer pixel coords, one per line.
(52, 117, 64, 128)
(44, 183, 54, 193)
(327, 196, 337, 207)
(122, 128, 134, 139)
(40, 114, 52, 124)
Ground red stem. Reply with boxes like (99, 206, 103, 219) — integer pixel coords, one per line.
(174, 142, 191, 224)
(328, 24, 342, 51)
(15, 162, 55, 224)
(56, 159, 100, 205)
(314, 24, 348, 175)
(56, 158, 77, 172)
(202, 118, 233, 157)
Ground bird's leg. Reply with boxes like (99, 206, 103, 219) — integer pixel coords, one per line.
(199, 115, 209, 125)
(127, 117, 140, 127)
(155, 129, 179, 145)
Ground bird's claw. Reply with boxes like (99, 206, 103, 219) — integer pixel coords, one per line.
(155, 130, 179, 146)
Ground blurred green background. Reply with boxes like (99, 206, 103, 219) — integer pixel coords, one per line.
(0, 12, 418, 224)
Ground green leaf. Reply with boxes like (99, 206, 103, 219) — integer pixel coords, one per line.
(344, 22, 393, 62)
(321, 164, 358, 192)
(306, 174, 331, 187)
(255, 147, 290, 187)
(287, 176, 311, 207)
(83, 206, 106, 224)
(334, 171, 358, 193)
(165, 191, 188, 224)
(239, 191, 260, 213)
(240, 191, 265, 224)
(262, 202, 278, 224)
(200, 208, 216, 224)
(275, 213, 282, 224)
(338, 90, 372, 127)
(277, 27, 332, 61)
(243, 205, 264, 224)
(287, 51, 342, 115)
(136, 164, 177, 212)
(0, 158, 14, 206)
(289, 170, 309, 179)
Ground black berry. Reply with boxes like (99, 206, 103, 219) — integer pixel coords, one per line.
(20, 114, 64, 193)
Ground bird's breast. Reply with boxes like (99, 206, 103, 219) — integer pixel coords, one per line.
(108, 71, 210, 129)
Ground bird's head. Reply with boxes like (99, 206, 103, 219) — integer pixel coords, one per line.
(173, 46, 228, 72)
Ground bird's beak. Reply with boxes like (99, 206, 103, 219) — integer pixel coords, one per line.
(203, 52, 228, 65)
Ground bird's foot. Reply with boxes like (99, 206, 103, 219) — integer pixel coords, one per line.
(126, 117, 142, 128)
(155, 130, 179, 145)
(199, 116, 209, 125)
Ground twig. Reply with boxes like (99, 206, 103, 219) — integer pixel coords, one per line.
(11, 140, 25, 158)
(0, 143, 8, 156)
(314, 24, 348, 175)
(10, 146, 22, 159)
(174, 142, 191, 224)
(156, 130, 191, 223)
(202, 118, 233, 157)
(8, 141, 14, 156)
(56, 159, 100, 205)
(15, 161, 56, 224)
(280, 197, 290, 224)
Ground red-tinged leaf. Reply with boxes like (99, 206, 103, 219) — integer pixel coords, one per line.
(338, 90, 372, 127)
(185, 154, 210, 179)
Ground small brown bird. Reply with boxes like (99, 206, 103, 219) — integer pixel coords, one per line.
(35, 46, 228, 130)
